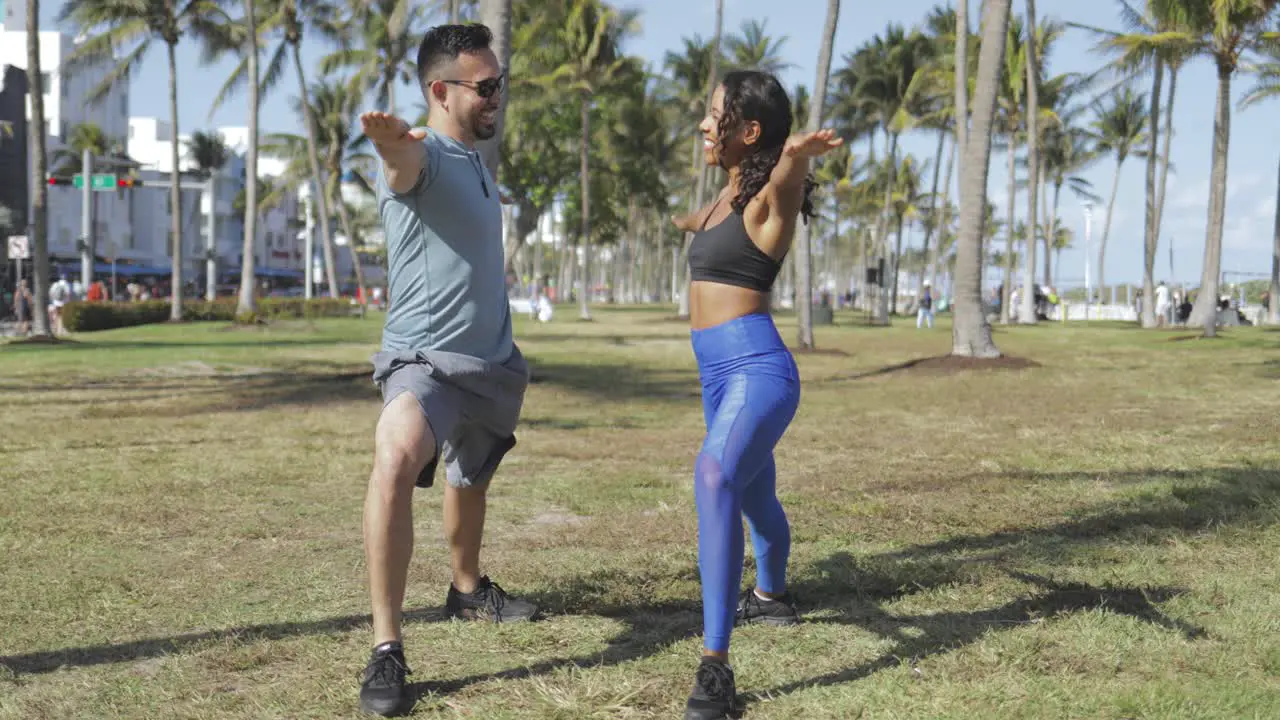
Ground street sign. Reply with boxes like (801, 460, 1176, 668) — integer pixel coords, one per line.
(72, 174, 118, 191)
(7, 235, 29, 260)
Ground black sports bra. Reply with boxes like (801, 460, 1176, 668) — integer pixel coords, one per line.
(688, 209, 783, 293)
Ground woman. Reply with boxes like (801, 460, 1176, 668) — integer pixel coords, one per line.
(671, 70, 842, 720)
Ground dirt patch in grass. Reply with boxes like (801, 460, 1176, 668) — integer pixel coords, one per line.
(901, 354, 1041, 373)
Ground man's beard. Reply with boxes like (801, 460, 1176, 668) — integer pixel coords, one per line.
(473, 116, 497, 141)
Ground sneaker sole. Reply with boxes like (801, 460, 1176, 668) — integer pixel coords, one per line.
(737, 614, 800, 627)
(359, 695, 414, 718)
(446, 607, 537, 623)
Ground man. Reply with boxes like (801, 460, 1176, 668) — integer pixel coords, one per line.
(1155, 280, 1171, 327)
(916, 282, 934, 329)
(48, 274, 71, 335)
(357, 23, 536, 718)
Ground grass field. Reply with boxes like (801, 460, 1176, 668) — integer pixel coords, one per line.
(2, 308, 1279, 719)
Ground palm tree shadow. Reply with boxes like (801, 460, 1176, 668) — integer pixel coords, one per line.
(744, 567, 1204, 707)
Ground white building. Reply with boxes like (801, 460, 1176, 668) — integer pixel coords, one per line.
(0, 24, 134, 269)
(127, 119, 308, 290)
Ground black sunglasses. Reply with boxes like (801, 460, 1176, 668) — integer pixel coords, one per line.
(441, 73, 505, 99)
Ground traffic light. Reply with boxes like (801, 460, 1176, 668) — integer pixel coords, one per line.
(117, 177, 142, 188)
(47, 176, 73, 186)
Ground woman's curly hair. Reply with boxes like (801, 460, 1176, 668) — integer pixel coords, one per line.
(715, 70, 817, 225)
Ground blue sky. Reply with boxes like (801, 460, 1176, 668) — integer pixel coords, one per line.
(39, 0, 1279, 288)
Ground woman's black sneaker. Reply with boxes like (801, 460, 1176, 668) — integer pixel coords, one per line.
(358, 642, 414, 717)
(684, 657, 741, 720)
(445, 575, 539, 622)
(735, 589, 800, 627)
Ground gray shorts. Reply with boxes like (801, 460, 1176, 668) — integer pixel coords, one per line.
(371, 347, 528, 490)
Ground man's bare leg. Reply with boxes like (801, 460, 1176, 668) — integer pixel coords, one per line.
(440, 475, 538, 623)
(364, 393, 435, 645)
(443, 483, 487, 593)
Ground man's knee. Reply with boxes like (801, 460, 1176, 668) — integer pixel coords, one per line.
(372, 394, 436, 488)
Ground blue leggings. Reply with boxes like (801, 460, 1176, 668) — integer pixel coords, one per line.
(691, 312, 800, 653)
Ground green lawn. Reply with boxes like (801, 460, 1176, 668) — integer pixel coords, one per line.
(2, 308, 1279, 719)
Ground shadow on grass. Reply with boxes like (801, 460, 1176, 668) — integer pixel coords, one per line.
(1, 355, 700, 415)
(528, 359, 699, 403)
(5, 466, 1272, 711)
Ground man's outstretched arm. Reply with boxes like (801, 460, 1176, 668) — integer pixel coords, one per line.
(361, 111, 428, 195)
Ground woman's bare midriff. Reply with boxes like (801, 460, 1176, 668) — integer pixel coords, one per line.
(690, 281, 771, 330)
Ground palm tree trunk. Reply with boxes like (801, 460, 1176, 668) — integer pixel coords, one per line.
(951, 0, 1010, 358)
(578, 93, 592, 321)
(477, 0, 510, 180)
(167, 40, 185, 322)
(955, 0, 969, 158)
(291, 41, 339, 298)
(918, 130, 946, 300)
(26, 0, 52, 337)
(796, 0, 841, 349)
(1019, 0, 1039, 325)
(678, 0, 724, 319)
(237, 0, 260, 318)
(931, 134, 957, 292)
(875, 131, 899, 324)
(1155, 65, 1177, 242)
(1097, 159, 1123, 306)
(1188, 62, 1231, 337)
(1041, 167, 1051, 286)
(1001, 136, 1016, 323)
(449, 0, 461, 23)
(1270, 151, 1279, 325)
(891, 214, 905, 314)
(1048, 179, 1061, 285)
(330, 169, 367, 308)
(1140, 58, 1163, 328)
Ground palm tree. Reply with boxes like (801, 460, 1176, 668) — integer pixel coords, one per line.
(236, 0, 262, 318)
(725, 19, 791, 75)
(1241, 46, 1280, 325)
(1019, 0, 1042, 325)
(525, 0, 638, 321)
(668, 1, 726, 319)
(952, 0, 1013, 357)
(204, 0, 342, 299)
(796, 0, 841, 349)
(1179, 0, 1280, 336)
(839, 25, 934, 323)
(477, 0, 512, 180)
(321, 0, 425, 115)
(1073, 0, 1197, 328)
(185, 131, 232, 301)
(26, 0, 52, 337)
(955, 0, 970, 158)
(1089, 85, 1148, 306)
(292, 78, 370, 301)
(60, 0, 229, 322)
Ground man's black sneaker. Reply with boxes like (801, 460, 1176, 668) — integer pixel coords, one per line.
(684, 656, 740, 720)
(735, 589, 800, 627)
(358, 641, 414, 717)
(445, 575, 539, 622)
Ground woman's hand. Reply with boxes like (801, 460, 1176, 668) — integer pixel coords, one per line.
(782, 128, 844, 158)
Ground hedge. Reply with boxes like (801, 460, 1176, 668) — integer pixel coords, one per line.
(61, 297, 354, 332)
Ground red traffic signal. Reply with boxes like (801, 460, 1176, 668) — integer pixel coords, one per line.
(117, 177, 142, 188)
(47, 176, 73, 186)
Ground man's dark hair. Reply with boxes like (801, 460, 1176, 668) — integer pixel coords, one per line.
(416, 24, 494, 85)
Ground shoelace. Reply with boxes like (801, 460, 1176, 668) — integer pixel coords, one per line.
(364, 652, 411, 688)
(480, 579, 508, 617)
